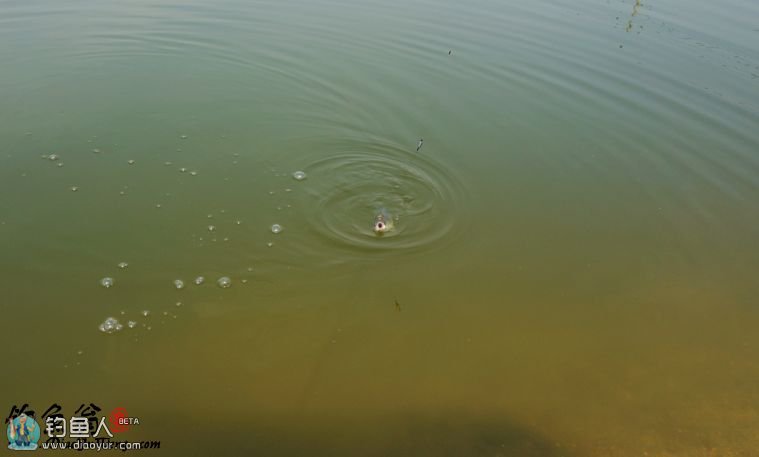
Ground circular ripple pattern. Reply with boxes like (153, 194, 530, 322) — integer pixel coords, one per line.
(302, 141, 468, 254)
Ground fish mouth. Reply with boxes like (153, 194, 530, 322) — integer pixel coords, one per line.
(374, 221, 387, 234)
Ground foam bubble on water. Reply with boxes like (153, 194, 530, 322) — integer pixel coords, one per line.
(180, 135, 188, 139)
(118, 262, 128, 269)
(174, 279, 185, 290)
(57, 163, 64, 167)
(217, 276, 231, 288)
(92, 148, 101, 153)
(271, 224, 283, 234)
(48, 154, 60, 161)
(194, 276, 205, 285)
(208, 225, 216, 232)
(127, 320, 137, 329)
(165, 161, 172, 166)
(175, 301, 182, 307)
(179, 167, 188, 173)
(70, 186, 79, 192)
(142, 310, 150, 317)
(127, 160, 135, 165)
(267, 242, 274, 247)
(190, 171, 198, 176)
(292, 171, 307, 181)
(236, 220, 241, 225)
(99, 317, 123, 334)
(100, 277, 114, 288)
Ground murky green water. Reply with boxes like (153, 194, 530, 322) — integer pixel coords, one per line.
(2, 0, 759, 455)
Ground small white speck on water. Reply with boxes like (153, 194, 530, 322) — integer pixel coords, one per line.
(179, 167, 187, 173)
(77, 350, 84, 355)
(241, 279, 248, 284)
(155, 204, 162, 208)
(270, 224, 283, 234)
(223, 237, 229, 242)
(127, 159, 135, 165)
(165, 161, 172, 166)
(163, 311, 169, 316)
(208, 225, 216, 232)
(127, 321, 137, 329)
(194, 276, 205, 285)
(175, 301, 182, 307)
(70, 186, 79, 192)
(180, 134, 188, 139)
(284, 188, 292, 192)
(118, 262, 128, 269)
(267, 242, 274, 247)
(174, 279, 185, 289)
(119, 191, 126, 196)
(57, 163, 64, 167)
(48, 154, 60, 161)
(247, 267, 253, 272)
(236, 220, 241, 225)
(217, 276, 232, 288)
(269, 191, 275, 195)
(98, 317, 123, 334)
(292, 171, 307, 181)
(100, 277, 114, 288)
(142, 310, 150, 317)
(190, 171, 198, 176)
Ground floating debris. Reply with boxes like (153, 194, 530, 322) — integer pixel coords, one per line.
(174, 279, 185, 290)
(292, 171, 307, 181)
(416, 138, 424, 152)
(99, 317, 123, 334)
(217, 276, 231, 288)
(100, 277, 114, 288)
(118, 262, 128, 269)
(271, 224, 283, 234)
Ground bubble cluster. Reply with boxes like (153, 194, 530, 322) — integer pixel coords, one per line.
(217, 276, 232, 288)
(118, 262, 128, 269)
(271, 224, 283, 234)
(194, 276, 205, 285)
(100, 277, 114, 288)
(99, 317, 123, 334)
(174, 279, 185, 289)
(292, 171, 307, 181)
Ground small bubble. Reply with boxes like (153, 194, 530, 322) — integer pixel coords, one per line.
(236, 220, 241, 225)
(48, 154, 60, 161)
(247, 267, 253, 272)
(155, 204, 162, 208)
(267, 242, 274, 247)
(179, 167, 187, 173)
(190, 171, 198, 176)
(284, 188, 292, 192)
(217, 276, 232, 288)
(180, 134, 188, 139)
(70, 186, 79, 192)
(99, 317, 123, 334)
(119, 191, 126, 196)
(92, 148, 101, 153)
(174, 279, 185, 289)
(77, 350, 84, 355)
(100, 277, 114, 288)
(127, 159, 135, 165)
(142, 310, 151, 317)
(270, 224, 283, 234)
(208, 225, 216, 232)
(223, 237, 229, 242)
(165, 161, 173, 166)
(292, 171, 307, 181)
(118, 262, 128, 269)
(57, 163, 64, 168)
(163, 311, 169, 316)
(194, 276, 205, 285)
(241, 279, 248, 284)
(175, 301, 182, 307)
(127, 320, 137, 329)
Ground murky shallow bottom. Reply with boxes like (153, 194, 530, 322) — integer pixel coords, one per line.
(2, 0, 759, 455)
